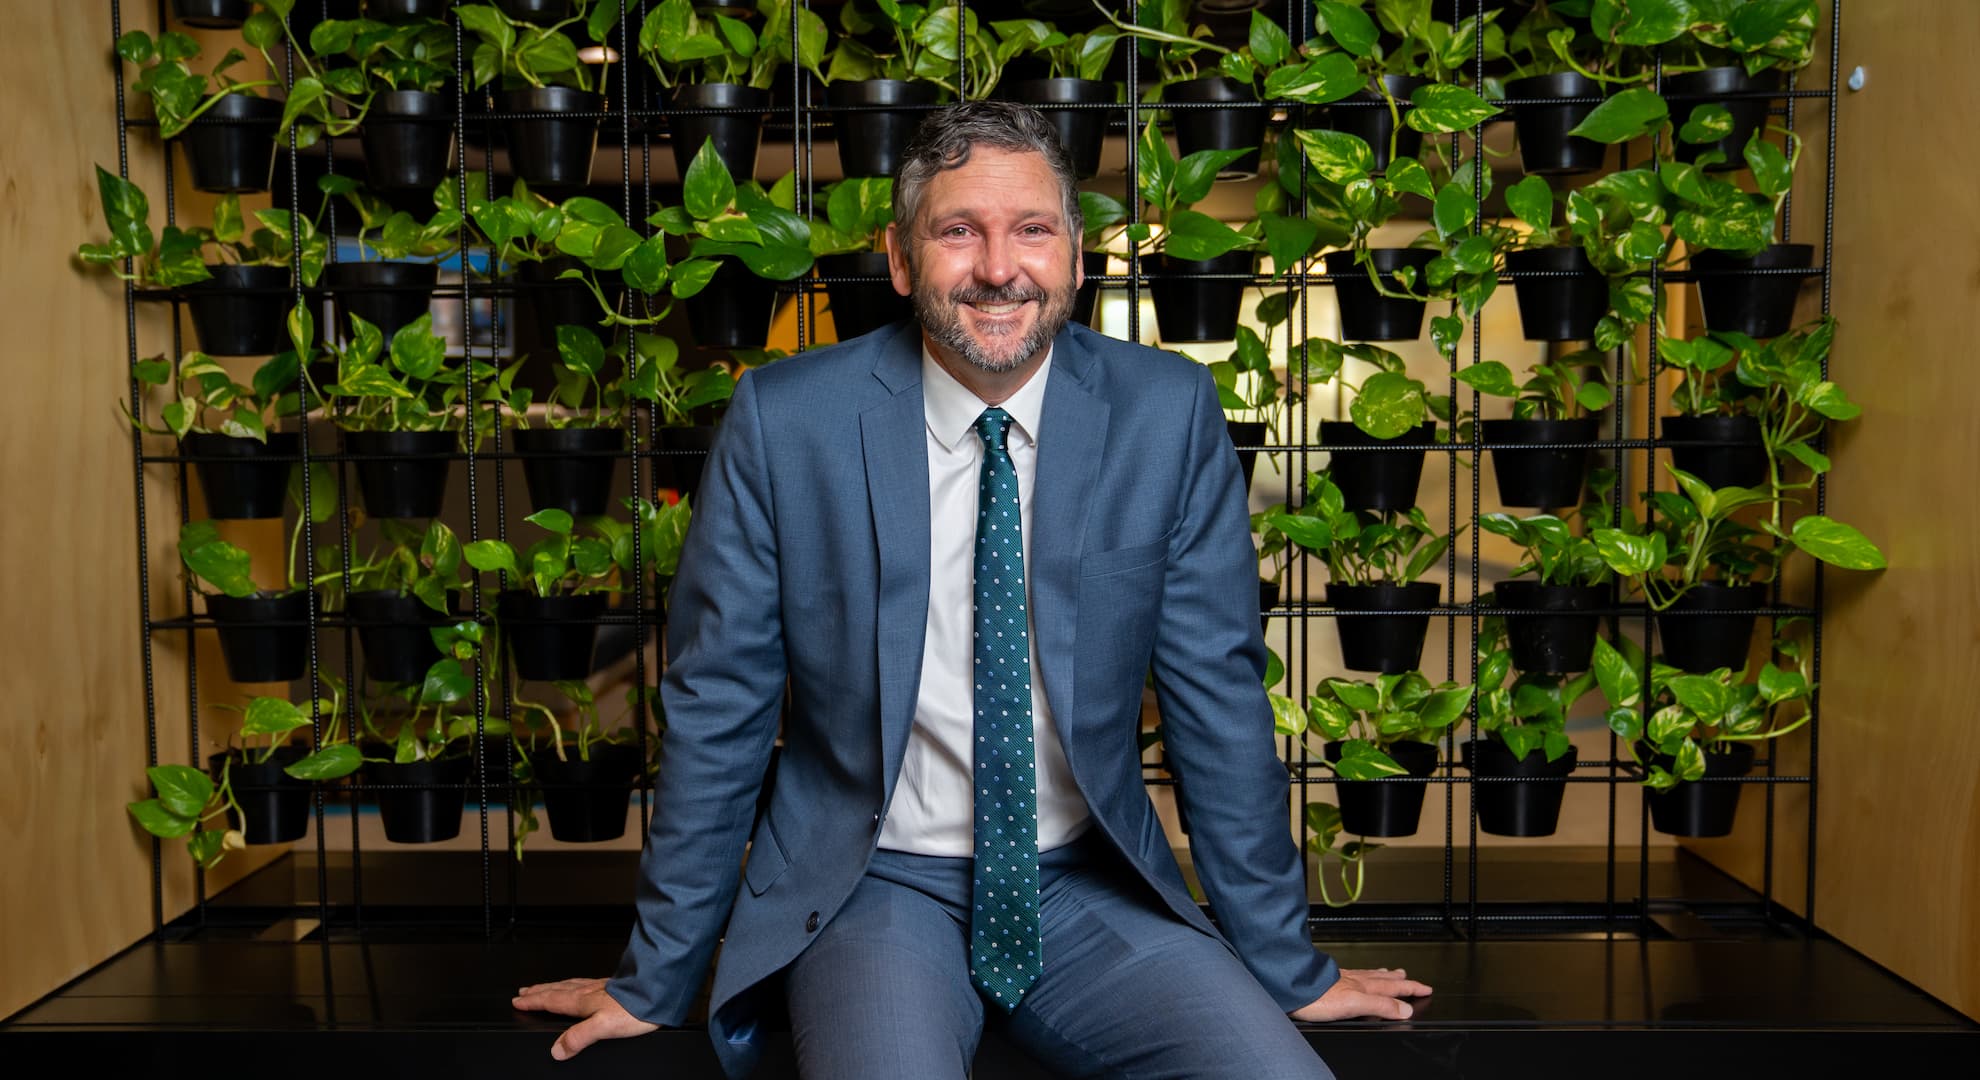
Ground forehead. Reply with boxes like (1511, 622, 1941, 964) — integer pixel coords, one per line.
(915, 147, 1063, 224)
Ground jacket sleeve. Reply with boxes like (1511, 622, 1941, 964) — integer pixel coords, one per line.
(605, 371, 787, 1026)
(1146, 365, 1340, 1012)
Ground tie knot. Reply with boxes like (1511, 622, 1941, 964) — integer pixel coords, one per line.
(975, 408, 1014, 452)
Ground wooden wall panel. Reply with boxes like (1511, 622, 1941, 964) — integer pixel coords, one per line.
(1675, 1, 1980, 1021)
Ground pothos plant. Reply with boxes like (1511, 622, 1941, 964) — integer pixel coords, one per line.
(1303, 1, 1508, 151)
(78, 168, 329, 289)
(273, 5, 457, 143)
(1479, 482, 1618, 590)
(126, 688, 361, 868)
(324, 519, 468, 617)
(321, 175, 462, 264)
(1455, 347, 1615, 422)
(993, 16, 1122, 82)
(1664, 315, 1854, 495)
(1495, 168, 1671, 351)
(123, 347, 305, 443)
(455, 0, 623, 92)
(116, 27, 280, 140)
(1118, 120, 1316, 271)
(1271, 667, 1472, 906)
(1308, 337, 1458, 442)
(510, 325, 733, 431)
(807, 177, 895, 258)
(1099, 4, 1295, 103)
(826, 0, 998, 98)
(1475, 613, 1594, 764)
(649, 141, 814, 285)
(463, 509, 621, 600)
(363, 619, 510, 762)
(178, 464, 342, 602)
(318, 312, 471, 436)
(507, 681, 658, 856)
(1591, 617, 1815, 790)
(1267, 471, 1458, 588)
(640, 0, 826, 91)
(1664, 129, 1799, 258)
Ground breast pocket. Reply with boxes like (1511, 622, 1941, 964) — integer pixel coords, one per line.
(1078, 530, 1173, 579)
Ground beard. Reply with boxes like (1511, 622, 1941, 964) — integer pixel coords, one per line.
(910, 262, 1078, 374)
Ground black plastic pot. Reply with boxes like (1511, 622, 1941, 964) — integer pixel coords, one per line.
(685, 257, 780, 348)
(1667, 67, 1779, 169)
(324, 260, 438, 342)
(496, 0, 569, 17)
(1325, 739, 1439, 837)
(1148, 251, 1252, 344)
(1646, 741, 1755, 838)
(1465, 739, 1579, 838)
(668, 83, 770, 182)
(1327, 581, 1440, 675)
(346, 430, 455, 520)
(535, 743, 641, 842)
(348, 589, 455, 685)
(182, 94, 282, 194)
(1071, 251, 1108, 328)
(498, 87, 601, 192)
(1506, 72, 1606, 176)
(205, 591, 310, 683)
(362, 90, 455, 191)
(369, 0, 453, 20)
(1482, 417, 1599, 508)
(1325, 248, 1439, 341)
(1258, 578, 1280, 636)
(185, 265, 291, 356)
(656, 425, 717, 500)
(185, 432, 297, 520)
(1505, 247, 1608, 341)
(514, 426, 624, 517)
(1165, 76, 1265, 178)
(1008, 78, 1114, 180)
(1318, 420, 1432, 512)
(1226, 419, 1267, 488)
(1327, 75, 1425, 173)
(1692, 244, 1814, 339)
(365, 753, 473, 843)
(518, 255, 623, 336)
(499, 591, 607, 682)
(818, 252, 911, 341)
(1657, 582, 1766, 674)
(1494, 581, 1605, 675)
(172, 0, 249, 30)
(828, 79, 935, 179)
(214, 746, 312, 844)
(1662, 414, 1766, 490)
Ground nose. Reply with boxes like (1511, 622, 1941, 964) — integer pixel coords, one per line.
(976, 231, 1019, 287)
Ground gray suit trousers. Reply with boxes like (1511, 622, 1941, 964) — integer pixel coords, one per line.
(783, 831, 1336, 1080)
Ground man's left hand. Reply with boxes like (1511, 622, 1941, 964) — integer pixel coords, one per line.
(1291, 968, 1433, 1022)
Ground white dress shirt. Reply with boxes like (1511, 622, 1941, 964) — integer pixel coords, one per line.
(877, 346, 1093, 856)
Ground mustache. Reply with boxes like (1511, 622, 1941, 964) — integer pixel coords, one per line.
(949, 283, 1045, 306)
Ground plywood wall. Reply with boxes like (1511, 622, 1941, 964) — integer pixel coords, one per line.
(0, 5, 287, 1019)
(1675, 1, 1980, 1022)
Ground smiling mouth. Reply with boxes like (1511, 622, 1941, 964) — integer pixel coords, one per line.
(968, 299, 1031, 316)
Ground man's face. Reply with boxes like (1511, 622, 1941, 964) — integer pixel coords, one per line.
(887, 147, 1083, 376)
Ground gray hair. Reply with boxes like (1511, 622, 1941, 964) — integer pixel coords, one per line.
(892, 100, 1084, 258)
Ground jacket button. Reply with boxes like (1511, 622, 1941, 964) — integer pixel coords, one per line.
(805, 912, 820, 933)
(871, 812, 881, 827)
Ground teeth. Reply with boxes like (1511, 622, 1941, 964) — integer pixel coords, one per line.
(973, 301, 1024, 314)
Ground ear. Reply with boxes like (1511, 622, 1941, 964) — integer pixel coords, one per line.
(1071, 241, 1086, 292)
(884, 223, 912, 299)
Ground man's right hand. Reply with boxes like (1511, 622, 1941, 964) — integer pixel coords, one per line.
(512, 977, 662, 1060)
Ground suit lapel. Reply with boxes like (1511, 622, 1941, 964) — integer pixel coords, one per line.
(1029, 331, 1109, 771)
(861, 329, 931, 811)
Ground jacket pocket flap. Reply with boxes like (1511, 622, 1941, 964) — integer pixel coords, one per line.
(1079, 532, 1173, 578)
(743, 819, 790, 896)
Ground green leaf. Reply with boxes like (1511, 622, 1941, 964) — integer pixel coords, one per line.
(462, 539, 521, 580)
(1591, 635, 1641, 709)
(1433, 184, 1477, 243)
(1593, 528, 1665, 576)
(1350, 371, 1426, 440)
(1162, 209, 1249, 262)
(1789, 516, 1887, 570)
(1333, 740, 1407, 780)
(147, 764, 213, 819)
(1294, 128, 1374, 185)
(1314, 2, 1378, 58)
(94, 165, 153, 260)
(1668, 674, 1731, 720)
(240, 697, 307, 737)
(1744, 131, 1794, 199)
(419, 658, 471, 706)
(1248, 9, 1295, 67)
(525, 507, 575, 535)
(555, 325, 606, 376)
(285, 743, 362, 780)
(1454, 360, 1517, 398)
(1263, 52, 1363, 106)
(1505, 175, 1554, 236)
(1568, 88, 1669, 144)
(128, 798, 196, 839)
(1406, 84, 1501, 134)
(1591, 0, 1694, 45)
(683, 139, 735, 221)
(1386, 157, 1435, 201)
(1679, 103, 1735, 145)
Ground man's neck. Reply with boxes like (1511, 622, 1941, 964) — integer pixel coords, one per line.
(922, 335, 1050, 406)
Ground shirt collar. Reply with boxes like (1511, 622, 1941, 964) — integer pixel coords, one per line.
(921, 343, 1052, 453)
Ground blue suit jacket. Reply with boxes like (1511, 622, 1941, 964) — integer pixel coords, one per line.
(606, 321, 1339, 1076)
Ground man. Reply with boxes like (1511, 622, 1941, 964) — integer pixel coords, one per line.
(513, 101, 1429, 1077)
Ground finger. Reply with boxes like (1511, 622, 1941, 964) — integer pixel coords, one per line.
(512, 989, 584, 1015)
(1359, 975, 1434, 998)
(551, 1014, 611, 1061)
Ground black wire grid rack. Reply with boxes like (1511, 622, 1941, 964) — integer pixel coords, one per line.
(111, 0, 1846, 941)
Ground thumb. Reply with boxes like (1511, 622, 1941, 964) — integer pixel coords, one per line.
(1384, 996, 1414, 1021)
(551, 1014, 612, 1061)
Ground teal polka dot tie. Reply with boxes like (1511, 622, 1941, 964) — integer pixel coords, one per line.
(969, 407, 1042, 1012)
